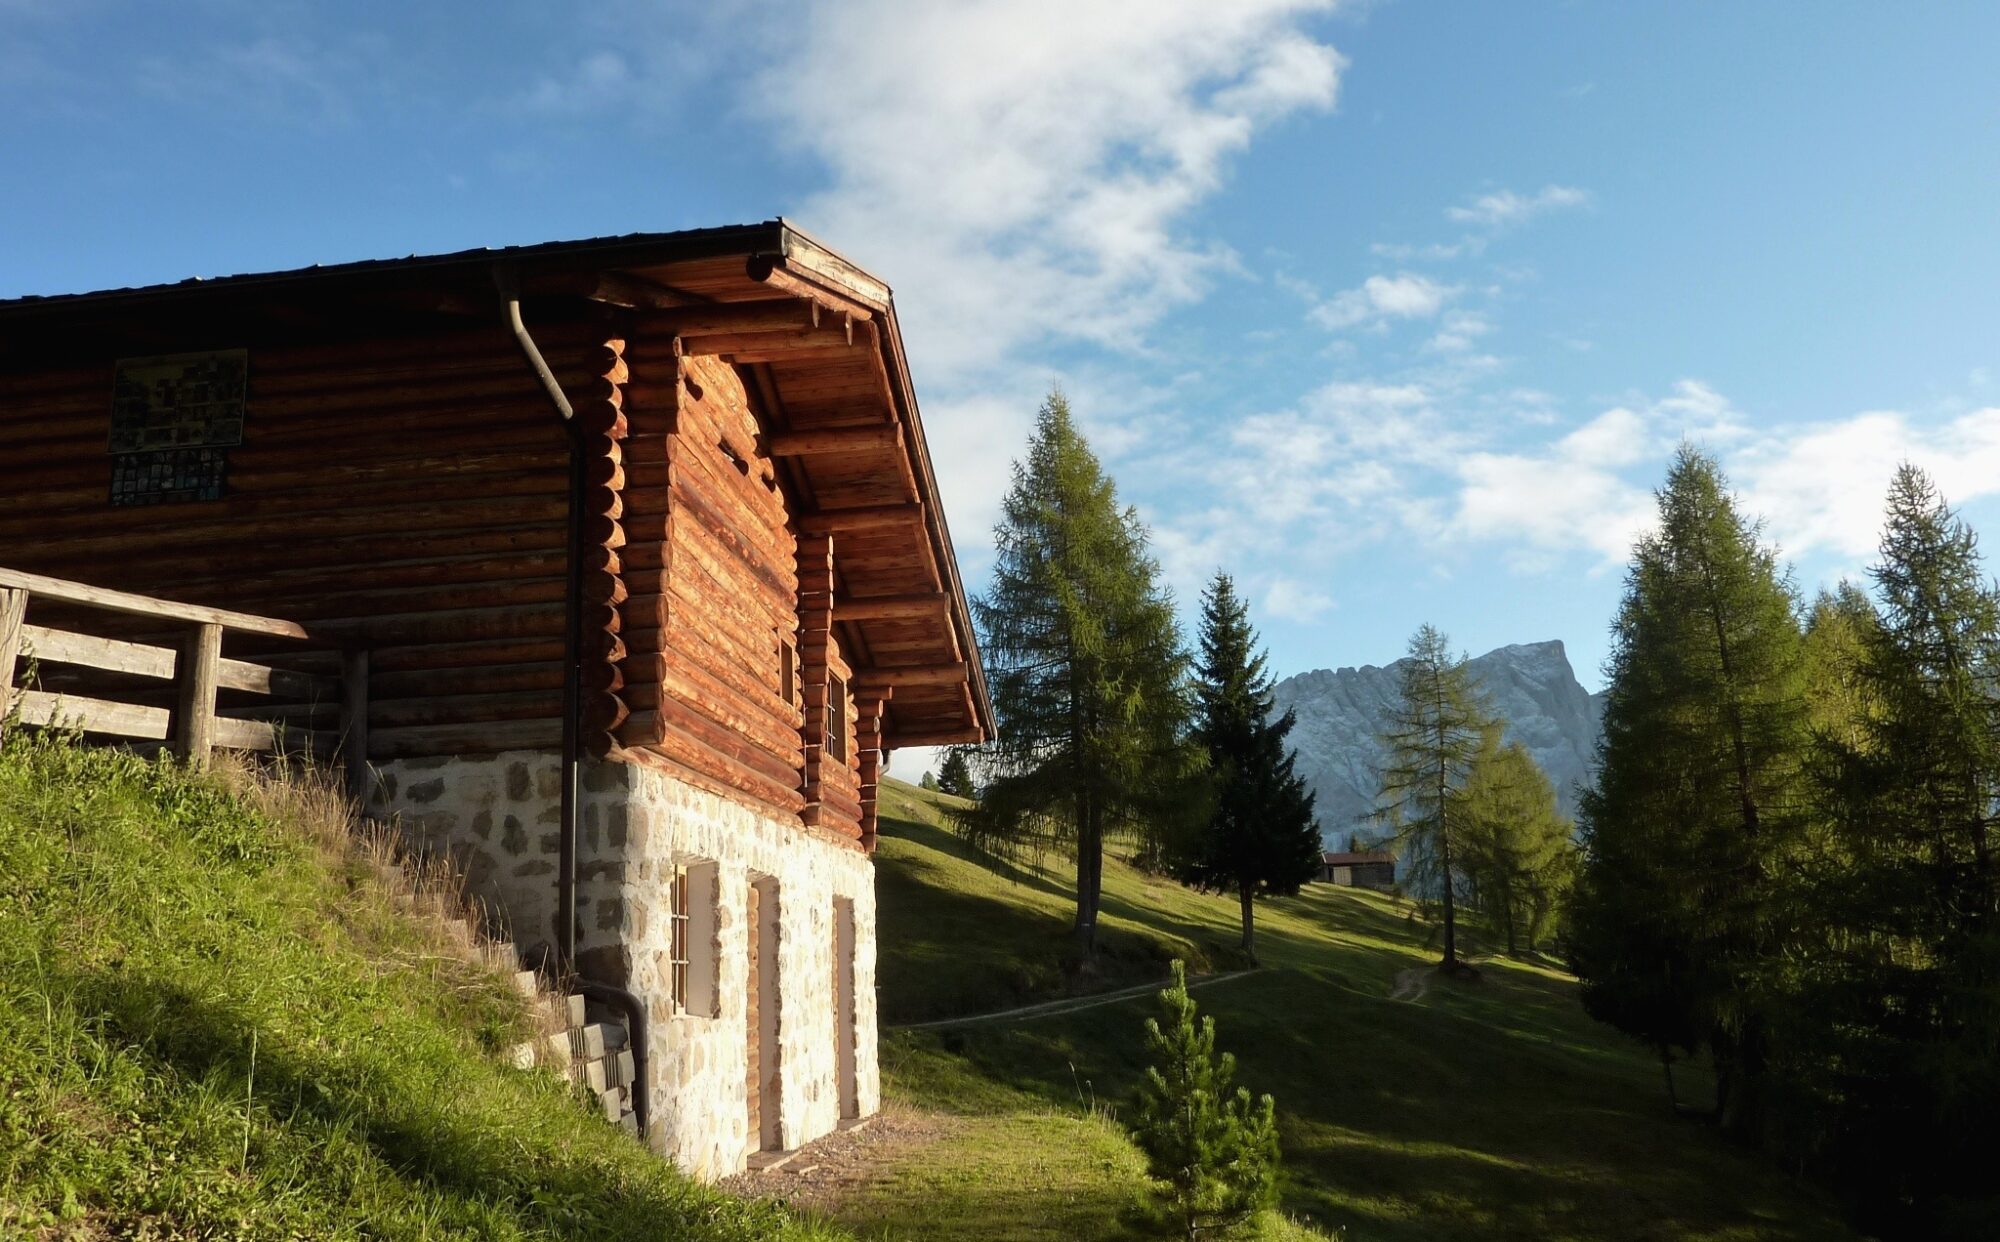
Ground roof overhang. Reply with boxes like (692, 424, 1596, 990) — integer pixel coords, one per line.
(0, 221, 994, 748)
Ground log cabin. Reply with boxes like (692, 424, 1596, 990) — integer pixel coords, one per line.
(1320, 849, 1397, 891)
(0, 221, 992, 1178)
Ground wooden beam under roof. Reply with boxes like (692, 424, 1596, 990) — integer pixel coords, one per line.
(835, 593, 949, 622)
(853, 663, 968, 688)
(765, 425, 902, 457)
(801, 504, 922, 536)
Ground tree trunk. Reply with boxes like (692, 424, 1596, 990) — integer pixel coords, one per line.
(1503, 900, 1517, 956)
(1239, 879, 1256, 964)
(1072, 795, 1102, 961)
(1660, 1046, 1681, 1113)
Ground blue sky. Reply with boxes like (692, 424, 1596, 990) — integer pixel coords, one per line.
(7, 2, 2000, 749)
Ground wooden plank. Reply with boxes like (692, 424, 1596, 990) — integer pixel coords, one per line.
(13, 625, 332, 698)
(21, 625, 174, 678)
(0, 588, 25, 725)
(14, 689, 169, 740)
(834, 593, 949, 622)
(174, 624, 222, 766)
(0, 568, 312, 640)
(800, 504, 922, 536)
(764, 426, 900, 457)
(852, 663, 967, 688)
(631, 301, 819, 339)
(213, 716, 279, 753)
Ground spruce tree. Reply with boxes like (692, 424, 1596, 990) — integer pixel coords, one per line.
(962, 391, 1198, 962)
(1811, 466, 2000, 1234)
(1570, 445, 1805, 1137)
(1129, 961, 1280, 1240)
(1376, 624, 1490, 969)
(1176, 573, 1323, 963)
(936, 747, 976, 799)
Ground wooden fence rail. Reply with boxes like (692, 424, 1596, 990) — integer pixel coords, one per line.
(0, 567, 369, 795)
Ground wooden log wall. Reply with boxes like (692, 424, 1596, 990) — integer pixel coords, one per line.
(0, 324, 611, 759)
(614, 350, 862, 834)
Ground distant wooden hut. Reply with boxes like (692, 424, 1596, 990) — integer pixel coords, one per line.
(1320, 849, 1397, 890)
(0, 221, 990, 1178)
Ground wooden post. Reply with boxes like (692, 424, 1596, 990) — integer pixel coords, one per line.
(339, 647, 371, 807)
(173, 622, 222, 767)
(0, 587, 27, 729)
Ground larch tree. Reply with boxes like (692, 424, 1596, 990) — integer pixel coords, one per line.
(961, 391, 1197, 964)
(1375, 623, 1490, 970)
(1569, 445, 1806, 1138)
(1810, 466, 2000, 1232)
(1457, 727, 1576, 956)
(1176, 573, 1322, 964)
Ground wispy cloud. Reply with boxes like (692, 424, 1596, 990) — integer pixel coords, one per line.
(1310, 272, 1457, 330)
(1445, 184, 1591, 230)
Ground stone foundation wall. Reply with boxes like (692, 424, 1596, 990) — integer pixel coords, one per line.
(371, 750, 880, 1180)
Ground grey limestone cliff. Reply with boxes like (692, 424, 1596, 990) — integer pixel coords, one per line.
(1271, 640, 1604, 847)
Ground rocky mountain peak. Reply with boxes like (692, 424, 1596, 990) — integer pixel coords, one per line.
(1271, 639, 1605, 848)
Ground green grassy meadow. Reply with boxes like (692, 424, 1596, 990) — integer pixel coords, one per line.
(840, 778, 1859, 1242)
(0, 734, 837, 1242)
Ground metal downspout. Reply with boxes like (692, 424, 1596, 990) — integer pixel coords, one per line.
(497, 269, 651, 1143)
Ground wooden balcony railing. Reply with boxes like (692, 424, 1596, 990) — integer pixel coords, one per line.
(0, 567, 368, 794)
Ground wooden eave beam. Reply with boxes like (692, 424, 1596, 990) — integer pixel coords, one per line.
(681, 321, 877, 362)
(765, 425, 902, 457)
(632, 301, 819, 337)
(852, 663, 968, 689)
(800, 504, 922, 536)
(524, 269, 702, 309)
(746, 255, 879, 322)
(834, 593, 949, 622)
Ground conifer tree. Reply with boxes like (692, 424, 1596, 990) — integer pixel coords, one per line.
(1176, 573, 1322, 963)
(936, 747, 977, 799)
(962, 391, 1198, 962)
(1457, 728, 1576, 955)
(1810, 466, 2000, 1233)
(1570, 445, 1805, 1137)
(1129, 961, 1280, 1240)
(919, 770, 939, 792)
(1376, 624, 1490, 969)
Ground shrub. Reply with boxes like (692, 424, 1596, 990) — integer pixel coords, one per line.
(1128, 961, 1280, 1239)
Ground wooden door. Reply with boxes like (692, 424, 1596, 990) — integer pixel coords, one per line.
(833, 897, 858, 1120)
(745, 880, 762, 1150)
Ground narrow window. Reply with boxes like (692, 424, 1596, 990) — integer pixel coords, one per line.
(778, 632, 798, 711)
(668, 865, 690, 1012)
(826, 673, 850, 763)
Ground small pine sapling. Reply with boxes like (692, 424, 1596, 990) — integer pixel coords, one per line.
(1129, 961, 1280, 1239)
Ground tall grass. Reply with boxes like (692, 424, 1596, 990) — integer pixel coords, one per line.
(0, 730, 844, 1241)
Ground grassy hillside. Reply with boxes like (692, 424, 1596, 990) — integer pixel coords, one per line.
(842, 778, 1856, 1242)
(0, 733, 838, 1241)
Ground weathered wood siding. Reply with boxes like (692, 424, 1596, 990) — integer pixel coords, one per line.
(612, 351, 864, 840)
(0, 325, 616, 758)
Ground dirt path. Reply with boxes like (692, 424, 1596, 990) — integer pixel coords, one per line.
(890, 968, 1265, 1032)
(1388, 967, 1431, 1003)
(720, 1105, 963, 1215)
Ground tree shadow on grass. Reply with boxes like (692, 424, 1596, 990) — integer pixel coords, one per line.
(910, 969, 1850, 1242)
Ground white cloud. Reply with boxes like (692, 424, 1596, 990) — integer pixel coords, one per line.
(1445, 184, 1591, 230)
(1311, 272, 1456, 330)
(750, 1, 1344, 381)
(1735, 407, 2000, 560)
(1263, 577, 1336, 623)
(1425, 310, 1492, 353)
(1439, 381, 1745, 565)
